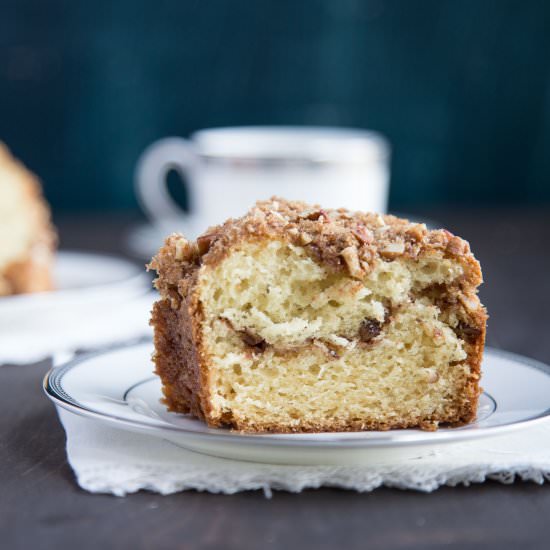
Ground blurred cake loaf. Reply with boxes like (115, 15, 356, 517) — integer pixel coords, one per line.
(149, 198, 486, 433)
(0, 144, 56, 296)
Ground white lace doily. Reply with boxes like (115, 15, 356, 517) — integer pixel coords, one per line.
(58, 409, 550, 497)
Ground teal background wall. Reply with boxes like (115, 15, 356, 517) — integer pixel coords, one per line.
(1, 0, 550, 212)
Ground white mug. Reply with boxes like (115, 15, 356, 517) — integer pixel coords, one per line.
(135, 126, 390, 237)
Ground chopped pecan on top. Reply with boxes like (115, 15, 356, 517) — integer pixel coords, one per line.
(173, 236, 196, 261)
(196, 232, 218, 255)
(299, 231, 313, 245)
(174, 238, 187, 261)
(352, 225, 374, 244)
(404, 223, 428, 242)
(302, 209, 330, 222)
(427, 230, 449, 249)
(287, 227, 300, 238)
(379, 241, 405, 259)
(340, 246, 364, 279)
(268, 209, 288, 224)
(446, 235, 468, 256)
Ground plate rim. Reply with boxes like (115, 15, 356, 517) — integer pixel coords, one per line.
(43, 342, 550, 449)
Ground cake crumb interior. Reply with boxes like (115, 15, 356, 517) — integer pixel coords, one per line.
(199, 240, 471, 431)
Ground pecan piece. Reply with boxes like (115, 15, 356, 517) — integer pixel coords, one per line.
(379, 241, 405, 259)
(299, 232, 313, 245)
(239, 329, 266, 352)
(458, 293, 479, 312)
(446, 235, 467, 256)
(196, 233, 217, 255)
(340, 246, 364, 279)
(405, 223, 427, 242)
(173, 236, 194, 261)
(352, 225, 374, 244)
(455, 322, 482, 344)
(303, 209, 330, 222)
(359, 319, 382, 342)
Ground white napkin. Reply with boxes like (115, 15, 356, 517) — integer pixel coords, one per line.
(58, 408, 550, 497)
(0, 292, 155, 364)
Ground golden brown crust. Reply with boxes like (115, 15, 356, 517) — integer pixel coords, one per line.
(0, 143, 56, 296)
(151, 297, 205, 419)
(149, 197, 487, 433)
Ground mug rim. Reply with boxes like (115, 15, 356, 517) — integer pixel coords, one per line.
(190, 126, 390, 164)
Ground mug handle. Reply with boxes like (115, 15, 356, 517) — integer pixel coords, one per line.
(135, 137, 199, 224)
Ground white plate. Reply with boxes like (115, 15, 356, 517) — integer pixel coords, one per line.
(51, 250, 147, 291)
(0, 252, 152, 364)
(44, 342, 550, 465)
(0, 250, 150, 335)
(0, 250, 149, 313)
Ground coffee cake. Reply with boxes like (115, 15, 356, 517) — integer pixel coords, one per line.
(149, 198, 487, 433)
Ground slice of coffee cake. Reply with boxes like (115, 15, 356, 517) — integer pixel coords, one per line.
(0, 144, 56, 296)
(149, 198, 486, 433)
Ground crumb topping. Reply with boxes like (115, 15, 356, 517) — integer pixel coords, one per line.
(149, 197, 482, 294)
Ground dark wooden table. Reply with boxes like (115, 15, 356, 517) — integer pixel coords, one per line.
(2, 208, 550, 550)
